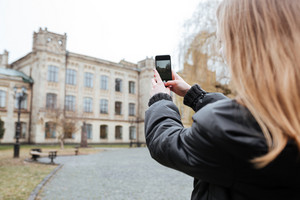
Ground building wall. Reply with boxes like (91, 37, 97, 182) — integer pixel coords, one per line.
(0, 77, 32, 143)
(8, 28, 154, 144)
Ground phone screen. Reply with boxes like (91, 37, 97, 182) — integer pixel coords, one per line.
(155, 55, 172, 82)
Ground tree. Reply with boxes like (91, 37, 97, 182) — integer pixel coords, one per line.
(46, 108, 81, 149)
(0, 117, 5, 140)
(179, 0, 231, 87)
(175, 0, 235, 127)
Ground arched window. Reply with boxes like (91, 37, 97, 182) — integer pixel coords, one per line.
(129, 103, 135, 116)
(129, 126, 136, 140)
(64, 122, 75, 139)
(45, 122, 56, 138)
(0, 90, 6, 108)
(100, 75, 109, 90)
(129, 81, 135, 94)
(115, 126, 122, 140)
(46, 93, 57, 109)
(100, 99, 108, 114)
(115, 78, 122, 92)
(15, 122, 27, 139)
(84, 72, 93, 88)
(86, 124, 93, 139)
(84, 97, 93, 113)
(48, 65, 59, 82)
(100, 125, 108, 139)
(115, 101, 122, 115)
(66, 69, 77, 85)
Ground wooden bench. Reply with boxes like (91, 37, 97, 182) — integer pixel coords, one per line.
(30, 149, 57, 164)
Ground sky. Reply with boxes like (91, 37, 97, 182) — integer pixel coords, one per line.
(0, 0, 201, 71)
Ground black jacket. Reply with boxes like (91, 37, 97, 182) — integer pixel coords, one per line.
(145, 84, 300, 200)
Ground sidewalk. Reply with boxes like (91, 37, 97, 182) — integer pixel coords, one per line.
(37, 148, 193, 200)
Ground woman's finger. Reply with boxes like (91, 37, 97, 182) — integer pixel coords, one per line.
(171, 70, 176, 80)
(154, 69, 163, 83)
(151, 78, 156, 86)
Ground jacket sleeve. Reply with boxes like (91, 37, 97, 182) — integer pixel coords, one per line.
(145, 99, 234, 187)
(183, 84, 229, 112)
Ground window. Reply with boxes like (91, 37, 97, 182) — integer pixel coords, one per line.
(66, 69, 77, 85)
(0, 90, 6, 108)
(100, 99, 108, 114)
(129, 81, 135, 94)
(15, 93, 27, 109)
(100, 75, 108, 90)
(115, 101, 122, 115)
(115, 78, 122, 92)
(15, 122, 27, 139)
(86, 124, 92, 139)
(64, 123, 75, 139)
(84, 97, 93, 113)
(48, 65, 59, 82)
(129, 103, 135, 116)
(45, 122, 56, 138)
(129, 126, 136, 140)
(65, 95, 76, 111)
(100, 125, 108, 139)
(115, 126, 122, 139)
(84, 72, 93, 88)
(46, 93, 57, 109)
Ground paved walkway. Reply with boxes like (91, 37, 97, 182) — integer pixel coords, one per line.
(38, 148, 193, 200)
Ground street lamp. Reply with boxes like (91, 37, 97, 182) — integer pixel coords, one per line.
(13, 86, 27, 158)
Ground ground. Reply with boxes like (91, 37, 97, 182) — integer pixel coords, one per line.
(37, 148, 193, 200)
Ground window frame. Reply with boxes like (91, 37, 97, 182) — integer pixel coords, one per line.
(129, 103, 135, 116)
(86, 124, 93, 139)
(66, 69, 77, 85)
(48, 65, 59, 82)
(0, 90, 6, 108)
(45, 122, 56, 139)
(65, 95, 76, 111)
(100, 125, 108, 139)
(115, 78, 122, 92)
(115, 125, 122, 140)
(84, 72, 94, 88)
(100, 99, 108, 114)
(115, 101, 122, 115)
(129, 81, 135, 94)
(100, 75, 109, 90)
(83, 97, 93, 113)
(129, 126, 136, 140)
(46, 93, 57, 109)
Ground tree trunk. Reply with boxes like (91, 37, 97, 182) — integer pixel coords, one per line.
(80, 122, 88, 148)
(60, 138, 64, 149)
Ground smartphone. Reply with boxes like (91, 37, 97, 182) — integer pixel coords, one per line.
(155, 55, 172, 82)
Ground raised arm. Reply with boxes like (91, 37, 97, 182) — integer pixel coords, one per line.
(145, 99, 234, 186)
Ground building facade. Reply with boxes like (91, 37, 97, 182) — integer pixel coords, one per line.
(0, 28, 154, 144)
(0, 51, 33, 143)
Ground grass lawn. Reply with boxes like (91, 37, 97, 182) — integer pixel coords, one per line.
(0, 144, 104, 200)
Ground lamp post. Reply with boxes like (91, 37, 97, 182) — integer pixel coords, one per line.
(13, 86, 27, 158)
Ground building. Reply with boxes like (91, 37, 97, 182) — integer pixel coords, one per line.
(0, 28, 154, 144)
(0, 51, 33, 143)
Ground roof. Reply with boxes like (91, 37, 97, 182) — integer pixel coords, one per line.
(0, 68, 34, 84)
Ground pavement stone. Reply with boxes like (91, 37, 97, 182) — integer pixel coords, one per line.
(38, 148, 193, 200)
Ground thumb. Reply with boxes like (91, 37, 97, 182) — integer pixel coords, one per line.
(165, 80, 177, 87)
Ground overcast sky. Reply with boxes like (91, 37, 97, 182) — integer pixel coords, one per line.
(0, 0, 200, 70)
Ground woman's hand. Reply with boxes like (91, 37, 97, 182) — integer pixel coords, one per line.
(165, 71, 191, 97)
(150, 69, 171, 97)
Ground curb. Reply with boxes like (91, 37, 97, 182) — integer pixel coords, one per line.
(27, 164, 63, 200)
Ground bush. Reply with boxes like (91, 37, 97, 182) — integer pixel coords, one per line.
(0, 118, 5, 139)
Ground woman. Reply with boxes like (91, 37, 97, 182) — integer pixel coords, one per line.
(145, 0, 300, 199)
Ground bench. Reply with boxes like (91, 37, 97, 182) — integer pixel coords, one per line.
(30, 149, 57, 164)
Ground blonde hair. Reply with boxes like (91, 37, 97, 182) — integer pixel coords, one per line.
(217, 0, 300, 168)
